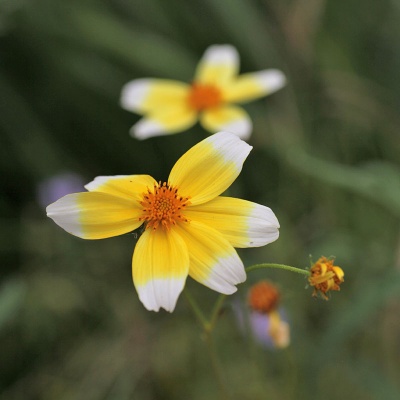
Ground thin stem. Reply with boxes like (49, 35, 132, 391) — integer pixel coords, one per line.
(207, 294, 227, 332)
(204, 328, 231, 400)
(246, 263, 310, 276)
(183, 288, 208, 328)
(184, 289, 231, 399)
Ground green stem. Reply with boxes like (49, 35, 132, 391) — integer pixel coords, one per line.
(204, 329, 231, 400)
(183, 288, 208, 328)
(184, 289, 231, 399)
(246, 263, 310, 276)
(207, 294, 227, 332)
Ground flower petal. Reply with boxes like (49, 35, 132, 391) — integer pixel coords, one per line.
(200, 105, 252, 139)
(132, 228, 189, 312)
(183, 196, 279, 248)
(175, 220, 246, 294)
(120, 79, 190, 113)
(333, 266, 345, 280)
(169, 131, 252, 205)
(130, 105, 197, 140)
(46, 192, 143, 239)
(194, 45, 239, 85)
(223, 69, 286, 103)
(85, 175, 157, 202)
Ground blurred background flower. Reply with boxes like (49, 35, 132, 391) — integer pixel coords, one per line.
(120, 44, 285, 140)
(1, 0, 400, 399)
(36, 172, 85, 209)
(247, 308, 290, 349)
(236, 280, 290, 349)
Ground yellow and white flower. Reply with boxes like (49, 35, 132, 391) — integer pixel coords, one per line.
(121, 44, 286, 140)
(47, 132, 280, 312)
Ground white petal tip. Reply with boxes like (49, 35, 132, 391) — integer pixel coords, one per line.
(130, 120, 165, 140)
(219, 118, 253, 140)
(136, 278, 186, 313)
(202, 44, 239, 65)
(200, 253, 246, 295)
(209, 131, 253, 155)
(120, 79, 150, 111)
(198, 131, 253, 177)
(258, 70, 286, 94)
(46, 195, 84, 238)
(246, 204, 280, 247)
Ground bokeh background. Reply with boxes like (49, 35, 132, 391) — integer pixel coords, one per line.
(1, 0, 400, 399)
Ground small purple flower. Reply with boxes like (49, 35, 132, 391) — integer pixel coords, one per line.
(249, 308, 290, 349)
(37, 172, 85, 209)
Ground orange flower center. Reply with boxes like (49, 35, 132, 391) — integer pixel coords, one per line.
(187, 83, 222, 110)
(139, 182, 191, 231)
(248, 281, 280, 314)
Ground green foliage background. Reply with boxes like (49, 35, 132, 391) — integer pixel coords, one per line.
(1, 0, 400, 399)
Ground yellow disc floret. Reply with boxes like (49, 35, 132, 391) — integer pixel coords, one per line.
(139, 182, 191, 231)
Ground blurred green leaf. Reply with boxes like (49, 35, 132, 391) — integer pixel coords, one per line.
(346, 358, 400, 400)
(0, 74, 75, 179)
(318, 269, 400, 360)
(289, 149, 400, 216)
(68, 4, 197, 79)
(203, 0, 279, 67)
(0, 279, 25, 331)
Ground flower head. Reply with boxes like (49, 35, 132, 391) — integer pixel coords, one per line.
(248, 280, 280, 314)
(236, 280, 290, 349)
(120, 44, 286, 140)
(47, 132, 280, 312)
(308, 256, 344, 300)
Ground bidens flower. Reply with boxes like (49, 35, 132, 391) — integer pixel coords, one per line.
(46, 132, 280, 312)
(121, 44, 286, 140)
(308, 256, 344, 300)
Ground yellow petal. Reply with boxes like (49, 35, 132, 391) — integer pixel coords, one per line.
(183, 196, 279, 248)
(46, 192, 143, 239)
(120, 79, 190, 113)
(132, 228, 189, 312)
(333, 266, 345, 281)
(268, 312, 290, 349)
(130, 105, 197, 140)
(85, 175, 157, 202)
(175, 220, 246, 294)
(194, 45, 239, 85)
(223, 70, 286, 103)
(169, 131, 252, 205)
(200, 105, 252, 139)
